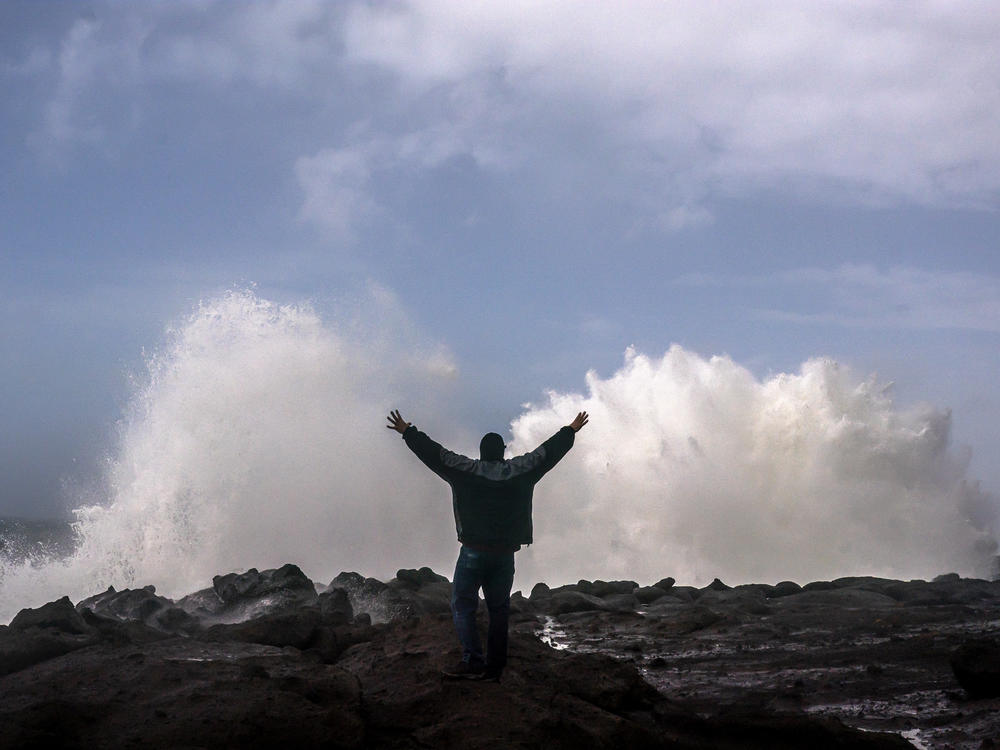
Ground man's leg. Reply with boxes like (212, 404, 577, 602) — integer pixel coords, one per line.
(449, 546, 485, 669)
(480, 550, 515, 679)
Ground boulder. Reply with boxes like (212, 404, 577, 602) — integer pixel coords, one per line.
(698, 587, 770, 615)
(546, 591, 609, 615)
(769, 581, 802, 598)
(591, 580, 638, 598)
(601, 593, 640, 612)
(76, 586, 199, 633)
(317, 587, 354, 626)
(668, 586, 698, 602)
(883, 581, 958, 606)
(652, 576, 676, 591)
(328, 571, 390, 618)
(933, 572, 961, 583)
(702, 577, 731, 593)
(634, 586, 668, 604)
(775, 588, 898, 609)
(509, 591, 535, 615)
(176, 586, 225, 617)
(203, 608, 323, 650)
(208, 564, 318, 622)
(2, 597, 100, 675)
(951, 639, 1000, 698)
(391, 566, 450, 590)
(802, 580, 837, 592)
(10, 596, 90, 635)
(529, 582, 552, 601)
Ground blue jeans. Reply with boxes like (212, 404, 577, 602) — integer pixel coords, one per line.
(451, 545, 515, 673)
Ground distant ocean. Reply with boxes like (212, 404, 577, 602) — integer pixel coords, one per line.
(0, 516, 76, 566)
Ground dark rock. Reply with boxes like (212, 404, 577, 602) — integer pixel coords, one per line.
(884, 581, 957, 606)
(0, 637, 366, 749)
(2, 597, 102, 675)
(774, 588, 898, 609)
(951, 639, 1000, 698)
(601, 593, 640, 612)
(699, 587, 770, 615)
(317, 587, 353, 625)
(635, 585, 668, 604)
(934, 572, 961, 583)
(829, 576, 897, 594)
(213, 563, 316, 603)
(328, 571, 390, 618)
(653, 576, 676, 591)
(175, 586, 225, 617)
(529, 582, 551, 601)
(704, 577, 731, 592)
(418, 566, 449, 584)
(79, 608, 171, 645)
(10, 596, 90, 635)
(769, 581, 802, 598)
(203, 607, 323, 649)
(329, 570, 366, 590)
(0, 628, 100, 676)
(76, 586, 199, 633)
(509, 590, 535, 615)
(591, 580, 638, 597)
(669, 585, 699, 602)
(802, 580, 837, 591)
(390, 566, 450, 590)
(392, 568, 424, 589)
(546, 590, 609, 615)
(208, 564, 318, 621)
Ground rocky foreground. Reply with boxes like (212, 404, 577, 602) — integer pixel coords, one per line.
(1, 566, 998, 749)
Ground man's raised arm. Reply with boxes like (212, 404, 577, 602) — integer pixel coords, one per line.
(386, 409, 457, 480)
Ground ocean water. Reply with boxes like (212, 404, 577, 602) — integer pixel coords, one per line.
(1, 289, 996, 623)
(0, 517, 75, 566)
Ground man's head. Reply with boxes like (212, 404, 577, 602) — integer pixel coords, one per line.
(479, 432, 505, 461)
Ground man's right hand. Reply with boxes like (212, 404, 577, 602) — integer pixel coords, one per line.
(386, 409, 411, 434)
(569, 411, 589, 432)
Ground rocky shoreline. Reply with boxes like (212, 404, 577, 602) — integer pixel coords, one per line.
(2, 565, 998, 748)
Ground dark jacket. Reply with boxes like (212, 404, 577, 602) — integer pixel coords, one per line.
(402, 424, 576, 548)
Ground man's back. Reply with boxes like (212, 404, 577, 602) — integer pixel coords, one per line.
(400, 423, 577, 548)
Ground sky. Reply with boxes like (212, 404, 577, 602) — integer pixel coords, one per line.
(2, 0, 999, 525)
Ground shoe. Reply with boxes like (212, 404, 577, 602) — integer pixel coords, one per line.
(472, 669, 501, 683)
(441, 660, 485, 679)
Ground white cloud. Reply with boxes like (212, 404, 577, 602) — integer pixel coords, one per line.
(341, 1, 1000, 212)
(294, 145, 378, 239)
(26, 2, 1000, 222)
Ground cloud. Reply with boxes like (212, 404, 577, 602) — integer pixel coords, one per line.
(341, 1, 1000, 213)
(23, 2, 1000, 222)
(294, 145, 378, 239)
(677, 264, 1000, 332)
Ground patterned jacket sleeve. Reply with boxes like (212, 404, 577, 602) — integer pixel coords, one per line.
(513, 426, 576, 483)
(402, 425, 474, 482)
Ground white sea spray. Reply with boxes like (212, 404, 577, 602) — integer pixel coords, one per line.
(1, 292, 995, 622)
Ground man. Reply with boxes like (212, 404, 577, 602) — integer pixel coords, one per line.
(386, 408, 589, 681)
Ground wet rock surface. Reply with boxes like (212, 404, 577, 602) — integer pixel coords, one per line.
(530, 574, 1000, 749)
(1, 565, 997, 748)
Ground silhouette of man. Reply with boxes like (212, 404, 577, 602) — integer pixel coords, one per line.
(386, 408, 589, 681)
